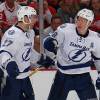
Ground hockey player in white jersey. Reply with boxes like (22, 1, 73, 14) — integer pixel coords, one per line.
(43, 8, 100, 100)
(0, 6, 54, 100)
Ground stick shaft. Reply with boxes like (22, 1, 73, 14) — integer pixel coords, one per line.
(16, 68, 39, 79)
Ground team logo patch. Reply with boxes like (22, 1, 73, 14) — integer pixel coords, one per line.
(8, 30, 15, 35)
(22, 48, 31, 61)
(68, 49, 86, 62)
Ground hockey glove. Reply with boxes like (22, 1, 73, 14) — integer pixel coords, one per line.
(37, 54, 55, 68)
(96, 73, 100, 89)
(43, 37, 58, 55)
(6, 61, 19, 78)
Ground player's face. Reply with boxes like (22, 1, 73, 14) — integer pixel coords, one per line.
(24, 15, 38, 26)
(30, 15, 38, 26)
(75, 16, 91, 34)
(51, 18, 62, 31)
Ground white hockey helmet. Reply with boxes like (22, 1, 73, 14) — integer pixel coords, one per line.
(17, 6, 37, 22)
(76, 8, 94, 23)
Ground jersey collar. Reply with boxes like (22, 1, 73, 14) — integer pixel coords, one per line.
(15, 24, 26, 33)
(76, 28, 89, 38)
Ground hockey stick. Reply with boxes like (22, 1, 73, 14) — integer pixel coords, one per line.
(16, 68, 40, 79)
(13, 53, 56, 79)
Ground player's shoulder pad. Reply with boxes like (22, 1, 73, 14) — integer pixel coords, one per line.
(6, 26, 16, 36)
(6, 26, 21, 38)
(4, 26, 21, 42)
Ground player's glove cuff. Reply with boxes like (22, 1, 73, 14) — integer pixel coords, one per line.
(37, 54, 55, 68)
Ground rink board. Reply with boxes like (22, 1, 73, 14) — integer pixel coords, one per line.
(30, 69, 99, 100)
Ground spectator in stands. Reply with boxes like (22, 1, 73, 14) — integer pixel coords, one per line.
(0, 0, 21, 26)
(90, 0, 100, 33)
(0, 11, 10, 45)
(57, 1, 75, 24)
(29, 0, 57, 33)
(28, 0, 38, 11)
(43, 0, 56, 28)
(44, 15, 62, 35)
(16, 0, 28, 5)
(63, 0, 80, 19)
(47, 0, 60, 10)
(79, 0, 91, 9)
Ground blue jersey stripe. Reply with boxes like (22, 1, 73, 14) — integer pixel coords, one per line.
(57, 61, 94, 70)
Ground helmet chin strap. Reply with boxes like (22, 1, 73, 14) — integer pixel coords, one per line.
(22, 19, 31, 25)
(22, 15, 32, 24)
(22, 17, 32, 30)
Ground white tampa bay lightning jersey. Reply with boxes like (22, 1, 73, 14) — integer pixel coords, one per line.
(51, 23, 100, 74)
(0, 25, 40, 72)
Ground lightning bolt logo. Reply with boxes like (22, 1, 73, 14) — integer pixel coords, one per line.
(72, 49, 85, 59)
(22, 48, 31, 61)
(68, 49, 86, 62)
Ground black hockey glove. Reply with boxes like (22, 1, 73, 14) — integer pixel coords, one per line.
(37, 54, 55, 68)
(43, 37, 58, 55)
(96, 73, 100, 89)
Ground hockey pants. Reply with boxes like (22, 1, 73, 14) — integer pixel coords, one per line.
(48, 70, 97, 100)
(1, 77, 35, 100)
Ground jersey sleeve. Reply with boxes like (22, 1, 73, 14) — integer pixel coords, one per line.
(30, 49, 41, 64)
(0, 28, 22, 69)
(28, 29, 35, 47)
(1, 29, 21, 59)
